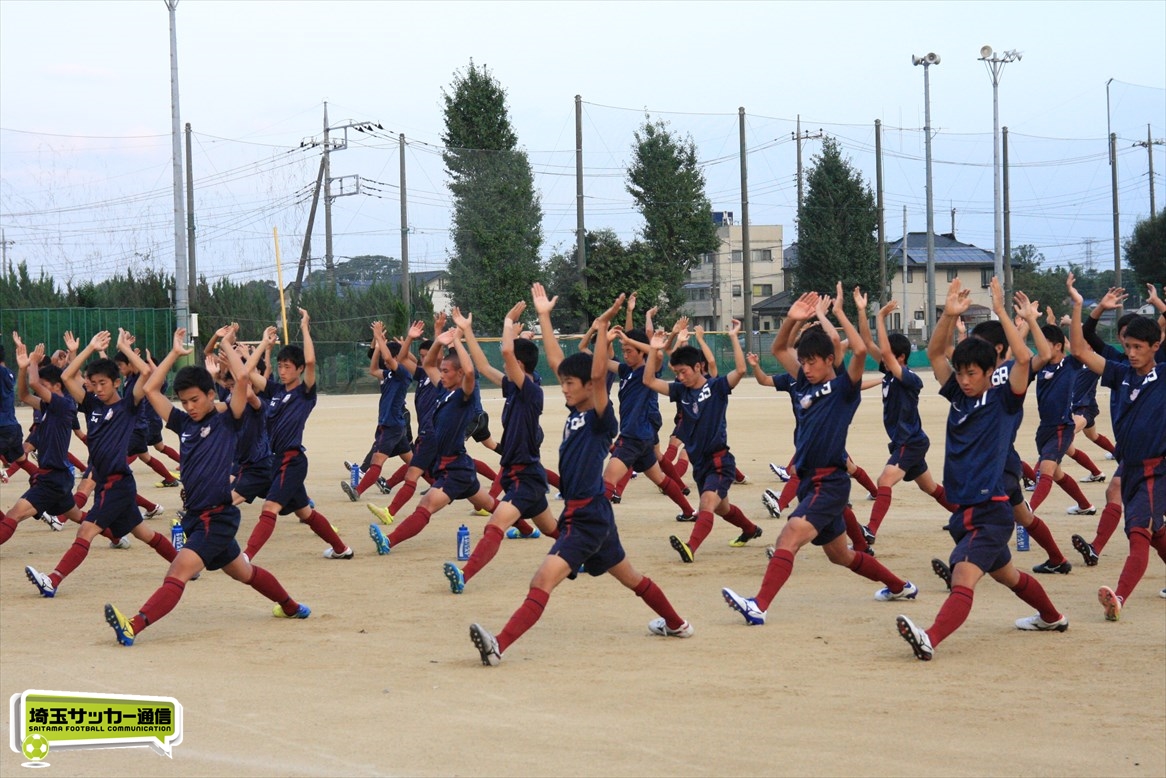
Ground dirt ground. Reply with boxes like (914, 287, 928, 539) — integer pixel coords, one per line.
(2, 375, 1163, 777)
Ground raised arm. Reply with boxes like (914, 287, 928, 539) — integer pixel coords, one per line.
(724, 319, 746, 388)
(1068, 272, 1106, 376)
(15, 339, 43, 408)
(992, 278, 1031, 394)
(367, 321, 388, 378)
(61, 330, 110, 403)
(396, 320, 424, 373)
(643, 330, 673, 395)
(624, 291, 636, 331)
(1015, 290, 1049, 370)
(773, 293, 819, 375)
(446, 329, 476, 397)
(875, 301, 903, 379)
(454, 307, 505, 387)
(746, 352, 775, 386)
(591, 317, 611, 416)
(532, 282, 565, 375)
(832, 284, 867, 385)
(115, 329, 152, 403)
(928, 279, 970, 385)
(501, 300, 529, 388)
(853, 287, 880, 358)
(298, 308, 316, 390)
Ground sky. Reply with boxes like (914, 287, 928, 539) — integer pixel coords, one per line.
(1, 0, 1163, 293)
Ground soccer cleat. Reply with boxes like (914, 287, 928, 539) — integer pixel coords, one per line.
(875, 580, 918, 601)
(769, 462, 791, 482)
(156, 478, 180, 488)
(1098, 586, 1122, 621)
(1071, 534, 1099, 566)
(930, 558, 952, 591)
(765, 545, 776, 559)
(505, 527, 541, 539)
(143, 504, 165, 519)
(1066, 504, 1097, 516)
(1159, 588, 1166, 599)
(862, 524, 876, 546)
(471, 508, 490, 517)
(26, 566, 56, 598)
(729, 526, 763, 547)
(443, 562, 465, 594)
(669, 535, 694, 563)
(1015, 613, 1069, 632)
(734, 473, 749, 485)
(761, 489, 782, 519)
(610, 493, 622, 504)
(1104, 452, 1115, 460)
(0, 470, 7, 484)
(110, 536, 131, 550)
(681, 485, 691, 496)
(865, 492, 877, 501)
(675, 513, 696, 522)
(369, 524, 391, 555)
(648, 618, 694, 638)
(1023, 477, 1036, 492)
(273, 602, 311, 619)
(340, 480, 359, 501)
(470, 623, 501, 666)
(896, 614, 933, 660)
(323, 546, 354, 560)
(1032, 559, 1073, 575)
(104, 603, 135, 645)
(721, 587, 766, 625)
(40, 513, 65, 531)
(1079, 473, 1106, 483)
(376, 477, 392, 495)
(367, 503, 394, 525)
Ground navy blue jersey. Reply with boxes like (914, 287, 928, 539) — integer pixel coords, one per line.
(122, 373, 152, 433)
(430, 380, 476, 459)
(34, 392, 78, 472)
(558, 403, 619, 500)
(413, 365, 439, 435)
(880, 365, 927, 446)
(790, 368, 861, 473)
(668, 375, 732, 463)
(939, 374, 1026, 505)
(1035, 357, 1075, 428)
(1101, 360, 1166, 465)
(1070, 355, 1100, 410)
(264, 377, 316, 453)
(376, 367, 412, 429)
(991, 359, 1031, 477)
(464, 382, 484, 436)
(499, 375, 543, 467)
(0, 364, 16, 427)
(616, 363, 659, 440)
(79, 392, 137, 479)
(236, 402, 271, 465)
(166, 407, 239, 511)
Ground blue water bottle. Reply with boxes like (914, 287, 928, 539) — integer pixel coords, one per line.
(1015, 523, 1030, 552)
(170, 519, 185, 552)
(350, 463, 360, 490)
(457, 524, 470, 561)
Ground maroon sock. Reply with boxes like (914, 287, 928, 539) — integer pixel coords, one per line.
(51, 537, 92, 587)
(511, 518, 535, 535)
(67, 453, 87, 470)
(927, 585, 974, 647)
(136, 495, 159, 511)
(1092, 502, 1123, 553)
(722, 504, 756, 532)
(463, 524, 505, 582)
(145, 456, 174, 480)
(74, 491, 89, 509)
(355, 463, 383, 495)
(0, 516, 17, 545)
(868, 486, 893, 534)
(387, 506, 432, 547)
(661, 477, 694, 515)
(930, 484, 959, 514)
(11, 459, 36, 478)
(662, 443, 678, 467)
(755, 549, 795, 611)
(489, 471, 503, 499)
(146, 531, 178, 562)
(1055, 473, 1091, 510)
(157, 445, 181, 464)
(387, 478, 418, 515)
(133, 576, 186, 634)
(614, 469, 634, 498)
(386, 463, 409, 488)
(1152, 528, 1166, 564)
(1069, 449, 1101, 476)
(843, 506, 868, 552)
(1029, 474, 1054, 511)
(545, 469, 560, 489)
(1021, 461, 1038, 482)
(687, 510, 715, 552)
(248, 564, 293, 609)
(675, 458, 690, 479)
(302, 510, 346, 553)
(634, 576, 684, 630)
(735, 467, 746, 482)
(496, 587, 550, 654)
(657, 456, 681, 486)
(1025, 516, 1065, 564)
(1093, 434, 1116, 454)
(851, 466, 877, 498)
(848, 550, 905, 590)
(1010, 572, 1062, 623)
(603, 480, 617, 500)
(474, 459, 498, 481)
(1115, 530, 1152, 602)
(778, 473, 799, 511)
(245, 510, 278, 559)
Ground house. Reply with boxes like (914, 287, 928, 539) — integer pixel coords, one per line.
(681, 216, 784, 332)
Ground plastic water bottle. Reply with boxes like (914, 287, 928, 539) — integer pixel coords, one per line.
(350, 463, 360, 490)
(170, 519, 185, 552)
(1015, 523, 1030, 552)
(456, 524, 470, 561)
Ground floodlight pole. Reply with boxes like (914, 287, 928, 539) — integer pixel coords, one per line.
(913, 53, 939, 334)
(979, 46, 1022, 285)
(165, 0, 189, 337)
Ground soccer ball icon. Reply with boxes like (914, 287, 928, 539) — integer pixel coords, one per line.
(21, 733, 50, 761)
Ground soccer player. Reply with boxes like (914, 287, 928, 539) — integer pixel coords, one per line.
(241, 308, 353, 561)
(104, 328, 310, 646)
(853, 293, 958, 544)
(366, 324, 498, 556)
(721, 286, 916, 626)
(1, 338, 37, 485)
(1068, 277, 1166, 621)
(896, 279, 1068, 662)
(469, 312, 692, 667)
(24, 329, 178, 598)
(113, 350, 181, 487)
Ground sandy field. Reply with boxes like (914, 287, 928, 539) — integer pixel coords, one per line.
(1, 375, 1163, 777)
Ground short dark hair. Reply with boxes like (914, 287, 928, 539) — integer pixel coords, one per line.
(0, 344, 5, 363)
(276, 344, 305, 369)
(887, 333, 912, 362)
(387, 341, 402, 357)
(952, 337, 998, 373)
(38, 364, 63, 387)
(971, 319, 1006, 350)
(86, 358, 120, 382)
(513, 338, 539, 374)
(174, 365, 215, 394)
(113, 352, 130, 365)
(557, 352, 592, 383)
(1116, 312, 1139, 337)
(1123, 316, 1161, 346)
(1040, 324, 1065, 346)
(795, 328, 834, 362)
(668, 345, 706, 371)
(441, 351, 462, 370)
(624, 328, 648, 345)
(418, 339, 434, 352)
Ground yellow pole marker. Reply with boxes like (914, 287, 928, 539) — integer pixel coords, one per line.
(273, 227, 289, 344)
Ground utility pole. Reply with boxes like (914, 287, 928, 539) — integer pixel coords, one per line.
(1003, 126, 1012, 301)
(1, 230, 13, 276)
(165, 0, 189, 338)
(1132, 125, 1163, 217)
(323, 102, 334, 290)
(575, 96, 586, 290)
(901, 206, 909, 334)
(294, 158, 325, 299)
(793, 116, 824, 220)
(875, 119, 887, 305)
(184, 122, 197, 313)
(1111, 133, 1122, 318)
(739, 107, 753, 352)
(399, 134, 410, 318)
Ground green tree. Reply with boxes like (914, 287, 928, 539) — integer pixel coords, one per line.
(626, 117, 719, 314)
(0, 261, 62, 307)
(790, 137, 879, 319)
(442, 61, 543, 334)
(1125, 211, 1166, 288)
